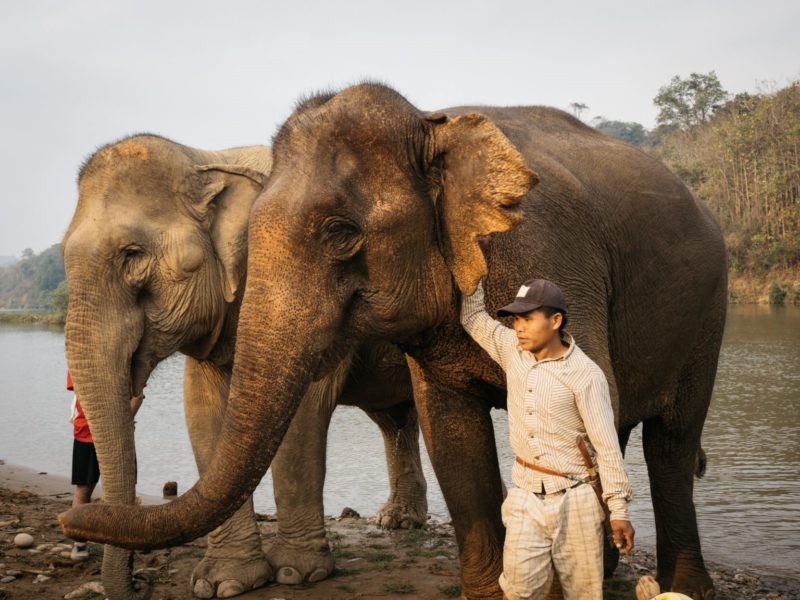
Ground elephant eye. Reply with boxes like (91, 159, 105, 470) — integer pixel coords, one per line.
(121, 245, 149, 287)
(320, 216, 363, 261)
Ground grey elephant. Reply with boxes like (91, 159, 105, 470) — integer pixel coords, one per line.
(62, 85, 727, 600)
(60, 134, 427, 599)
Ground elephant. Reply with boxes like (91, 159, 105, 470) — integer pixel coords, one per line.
(61, 84, 727, 600)
(60, 134, 427, 599)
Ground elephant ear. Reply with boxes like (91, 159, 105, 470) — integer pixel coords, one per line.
(194, 164, 268, 303)
(425, 113, 538, 295)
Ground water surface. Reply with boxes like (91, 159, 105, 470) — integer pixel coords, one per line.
(0, 305, 797, 577)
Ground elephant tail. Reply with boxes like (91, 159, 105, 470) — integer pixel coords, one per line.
(695, 446, 707, 479)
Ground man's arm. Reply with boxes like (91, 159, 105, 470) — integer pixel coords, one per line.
(460, 281, 517, 370)
(575, 371, 635, 552)
(574, 369, 633, 521)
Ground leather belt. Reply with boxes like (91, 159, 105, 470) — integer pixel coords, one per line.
(515, 456, 570, 479)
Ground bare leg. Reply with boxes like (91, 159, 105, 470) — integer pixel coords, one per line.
(72, 483, 96, 508)
(184, 357, 272, 599)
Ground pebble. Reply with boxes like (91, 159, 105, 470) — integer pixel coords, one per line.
(6, 570, 22, 576)
(13, 532, 35, 548)
(36, 543, 52, 551)
(33, 573, 51, 583)
(27, 548, 42, 554)
(0, 575, 15, 583)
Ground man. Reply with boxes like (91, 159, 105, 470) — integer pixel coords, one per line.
(461, 279, 634, 600)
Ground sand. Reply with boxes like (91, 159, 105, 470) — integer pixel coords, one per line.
(0, 460, 797, 600)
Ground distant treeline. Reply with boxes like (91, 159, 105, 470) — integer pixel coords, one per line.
(591, 75, 799, 303)
(2, 75, 797, 308)
(0, 245, 67, 312)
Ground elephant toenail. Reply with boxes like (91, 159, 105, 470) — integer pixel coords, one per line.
(217, 579, 245, 598)
(193, 578, 214, 599)
(276, 567, 302, 585)
(308, 568, 329, 583)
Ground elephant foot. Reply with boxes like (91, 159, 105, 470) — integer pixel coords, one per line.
(191, 555, 272, 599)
(375, 500, 427, 529)
(266, 537, 335, 585)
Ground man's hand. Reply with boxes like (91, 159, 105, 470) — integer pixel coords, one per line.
(610, 519, 635, 555)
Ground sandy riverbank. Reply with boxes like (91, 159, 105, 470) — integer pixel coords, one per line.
(0, 461, 797, 600)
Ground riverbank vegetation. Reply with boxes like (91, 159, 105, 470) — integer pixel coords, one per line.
(593, 73, 800, 304)
(2, 74, 798, 307)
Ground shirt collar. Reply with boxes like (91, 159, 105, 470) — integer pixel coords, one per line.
(522, 333, 576, 364)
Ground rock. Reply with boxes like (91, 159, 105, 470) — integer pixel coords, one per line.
(60, 551, 72, 559)
(33, 574, 51, 583)
(36, 543, 52, 551)
(162, 481, 178, 498)
(13, 532, 35, 548)
(0, 576, 15, 583)
(27, 548, 42, 555)
(64, 581, 105, 599)
(340, 507, 360, 519)
(5, 570, 22, 576)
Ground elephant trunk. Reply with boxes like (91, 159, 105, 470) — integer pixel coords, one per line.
(59, 266, 321, 549)
(63, 270, 146, 599)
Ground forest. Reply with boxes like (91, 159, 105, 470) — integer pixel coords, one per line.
(1, 73, 797, 312)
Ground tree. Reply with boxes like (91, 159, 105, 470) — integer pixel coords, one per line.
(47, 281, 69, 315)
(594, 119, 650, 146)
(654, 71, 728, 129)
(569, 102, 589, 120)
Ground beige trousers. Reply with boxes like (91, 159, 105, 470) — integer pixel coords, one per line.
(499, 483, 605, 600)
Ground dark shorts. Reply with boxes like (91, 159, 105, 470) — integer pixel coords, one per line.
(71, 439, 100, 486)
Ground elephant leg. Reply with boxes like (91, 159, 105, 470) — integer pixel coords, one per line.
(643, 304, 722, 600)
(407, 358, 505, 600)
(365, 401, 428, 529)
(265, 366, 340, 585)
(183, 357, 272, 599)
(643, 414, 712, 598)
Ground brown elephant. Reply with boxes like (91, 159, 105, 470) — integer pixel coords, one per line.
(62, 85, 727, 600)
(60, 134, 427, 599)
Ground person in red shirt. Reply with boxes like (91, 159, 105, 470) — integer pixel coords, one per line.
(66, 371, 143, 560)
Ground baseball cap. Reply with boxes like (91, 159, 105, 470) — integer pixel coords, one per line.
(497, 279, 568, 317)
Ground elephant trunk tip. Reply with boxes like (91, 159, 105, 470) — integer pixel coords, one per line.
(58, 504, 158, 550)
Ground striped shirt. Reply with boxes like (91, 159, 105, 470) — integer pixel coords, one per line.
(461, 283, 632, 521)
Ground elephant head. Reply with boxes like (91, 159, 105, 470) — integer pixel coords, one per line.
(59, 84, 537, 547)
(60, 134, 270, 596)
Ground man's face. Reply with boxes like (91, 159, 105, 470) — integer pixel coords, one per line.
(512, 309, 562, 353)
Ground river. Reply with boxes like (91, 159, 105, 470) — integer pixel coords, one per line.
(0, 305, 798, 578)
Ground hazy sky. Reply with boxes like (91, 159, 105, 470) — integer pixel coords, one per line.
(1, 0, 798, 257)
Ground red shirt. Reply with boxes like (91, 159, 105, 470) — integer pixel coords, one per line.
(66, 371, 93, 443)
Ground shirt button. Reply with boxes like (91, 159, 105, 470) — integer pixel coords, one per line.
(528, 389, 532, 393)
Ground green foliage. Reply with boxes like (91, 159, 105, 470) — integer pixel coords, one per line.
(440, 584, 462, 597)
(769, 283, 787, 305)
(655, 81, 800, 276)
(654, 71, 728, 129)
(384, 580, 415, 594)
(47, 281, 69, 315)
(0, 244, 65, 309)
(594, 119, 650, 146)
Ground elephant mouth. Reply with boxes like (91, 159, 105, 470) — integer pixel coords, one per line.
(130, 350, 158, 397)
